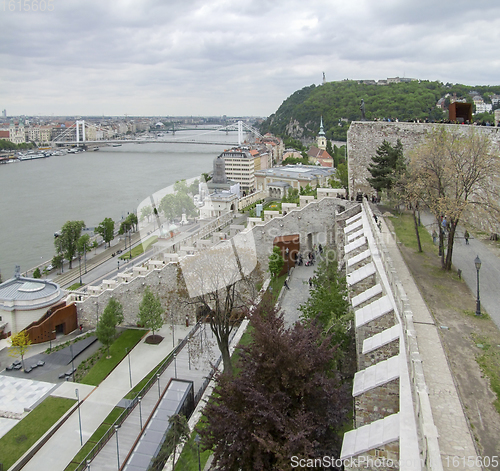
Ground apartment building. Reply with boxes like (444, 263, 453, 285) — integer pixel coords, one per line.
(219, 148, 256, 196)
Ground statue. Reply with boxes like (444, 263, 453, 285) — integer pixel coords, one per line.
(360, 99, 366, 121)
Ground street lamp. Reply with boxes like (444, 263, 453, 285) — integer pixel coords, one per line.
(79, 255, 82, 286)
(117, 260, 120, 272)
(195, 434, 201, 471)
(475, 255, 482, 316)
(49, 329, 56, 352)
(157, 373, 161, 398)
(114, 425, 121, 469)
(86, 459, 91, 470)
(138, 395, 143, 429)
(173, 352, 177, 379)
(76, 388, 83, 446)
(54, 232, 63, 273)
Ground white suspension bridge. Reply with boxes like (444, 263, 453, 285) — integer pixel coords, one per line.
(51, 120, 264, 147)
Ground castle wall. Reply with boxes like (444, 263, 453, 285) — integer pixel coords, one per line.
(347, 121, 500, 197)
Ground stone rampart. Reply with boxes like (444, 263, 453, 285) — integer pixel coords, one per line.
(348, 121, 500, 197)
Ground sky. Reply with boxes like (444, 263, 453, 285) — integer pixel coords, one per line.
(1, 0, 500, 118)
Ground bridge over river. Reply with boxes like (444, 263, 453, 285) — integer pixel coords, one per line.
(51, 120, 263, 147)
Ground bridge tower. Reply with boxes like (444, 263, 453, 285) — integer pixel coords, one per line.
(238, 120, 243, 146)
(76, 120, 86, 145)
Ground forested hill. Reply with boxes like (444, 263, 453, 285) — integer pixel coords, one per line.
(259, 80, 500, 142)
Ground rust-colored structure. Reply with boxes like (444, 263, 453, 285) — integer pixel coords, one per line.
(449, 102, 473, 123)
(24, 302, 78, 344)
(273, 234, 300, 276)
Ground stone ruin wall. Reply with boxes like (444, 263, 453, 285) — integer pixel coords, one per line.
(348, 123, 500, 234)
(75, 197, 360, 329)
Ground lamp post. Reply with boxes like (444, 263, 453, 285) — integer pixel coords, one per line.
(157, 373, 161, 398)
(54, 232, 63, 273)
(79, 255, 82, 286)
(128, 229, 132, 260)
(195, 434, 201, 471)
(76, 388, 83, 446)
(86, 459, 91, 470)
(173, 352, 177, 379)
(475, 255, 482, 316)
(117, 259, 120, 272)
(114, 425, 120, 469)
(49, 329, 56, 352)
(138, 395, 143, 429)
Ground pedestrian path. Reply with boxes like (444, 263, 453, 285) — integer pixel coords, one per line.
(20, 323, 191, 471)
(279, 262, 318, 326)
(89, 325, 222, 471)
(419, 212, 500, 330)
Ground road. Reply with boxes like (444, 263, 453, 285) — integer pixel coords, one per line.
(420, 212, 500, 330)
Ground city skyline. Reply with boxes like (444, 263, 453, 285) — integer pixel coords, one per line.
(1, 0, 500, 117)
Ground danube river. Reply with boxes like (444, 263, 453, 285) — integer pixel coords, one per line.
(0, 131, 238, 279)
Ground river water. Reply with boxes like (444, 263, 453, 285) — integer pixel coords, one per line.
(0, 130, 239, 278)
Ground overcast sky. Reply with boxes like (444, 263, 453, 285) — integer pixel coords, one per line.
(1, 0, 499, 117)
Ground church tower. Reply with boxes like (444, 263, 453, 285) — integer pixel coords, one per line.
(317, 116, 327, 150)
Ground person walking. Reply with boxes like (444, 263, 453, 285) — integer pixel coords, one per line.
(464, 230, 470, 245)
(284, 279, 290, 290)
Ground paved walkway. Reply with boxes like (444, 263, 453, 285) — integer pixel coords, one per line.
(378, 209, 480, 468)
(90, 325, 222, 471)
(21, 323, 191, 471)
(279, 263, 317, 327)
(420, 212, 500, 330)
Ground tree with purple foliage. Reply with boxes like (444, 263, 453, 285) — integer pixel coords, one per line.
(199, 298, 351, 470)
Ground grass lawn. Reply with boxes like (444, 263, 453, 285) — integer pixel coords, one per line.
(268, 273, 287, 304)
(124, 351, 173, 400)
(0, 396, 76, 469)
(388, 208, 500, 450)
(79, 329, 146, 386)
(120, 235, 158, 260)
(386, 212, 436, 253)
(67, 282, 84, 290)
(473, 333, 500, 413)
(63, 407, 124, 471)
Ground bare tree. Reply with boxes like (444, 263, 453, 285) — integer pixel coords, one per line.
(408, 127, 500, 270)
(180, 232, 259, 375)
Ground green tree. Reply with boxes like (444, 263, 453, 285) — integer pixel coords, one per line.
(151, 414, 190, 470)
(335, 163, 349, 194)
(9, 330, 32, 370)
(96, 217, 115, 248)
(127, 213, 138, 232)
(200, 301, 350, 470)
(367, 139, 405, 195)
(96, 298, 124, 356)
(77, 234, 91, 257)
(299, 249, 352, 366)
(55, 220, 85, 269)
(408, 127, 500, 270)
(189, 179, 200, 195)
(138, 286, 164, 338)
(140, 205, 153, 222)
(268, 246, 284, 279)
(33, 267, 41, 278)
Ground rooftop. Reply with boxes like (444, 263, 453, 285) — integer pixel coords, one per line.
(0, 276, 63, 311)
